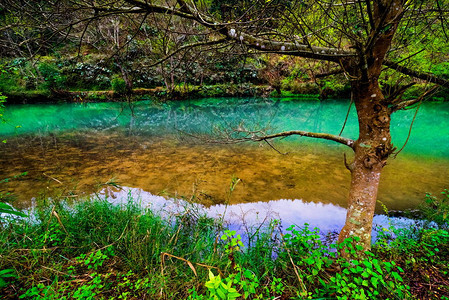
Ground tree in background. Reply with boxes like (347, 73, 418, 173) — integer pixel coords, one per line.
(1, 0, 449, 253)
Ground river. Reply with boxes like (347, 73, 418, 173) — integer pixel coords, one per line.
(1, 97, 448, 216)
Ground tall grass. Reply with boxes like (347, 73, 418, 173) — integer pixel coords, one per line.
(0, 193, 448, 299)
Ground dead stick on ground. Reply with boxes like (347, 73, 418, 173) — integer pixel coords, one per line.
(43, 173, 63, 184)
(52, 210, 69, 235)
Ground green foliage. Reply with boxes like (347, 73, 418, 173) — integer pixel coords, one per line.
(1, 195, 448, 299)
(76, 247, 114, 270)
(431, 62, 449, 79)
(221, 230, 244, 254)
(420, 189, 449, 227)
(282, 224, 334, 280)
(327, 253, 409, 300)
(0, 92, 6, 124)
(204, 270, 242, 300)
(111, 75, 127, 94)
(281, 225, 410, 300)
(38, 61, 67, 91)
(0, 64, 24, 93)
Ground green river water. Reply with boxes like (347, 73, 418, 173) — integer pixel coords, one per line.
(1, 97, 448, 212)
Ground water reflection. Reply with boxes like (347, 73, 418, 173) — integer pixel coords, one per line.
(102, 186, 416, 241)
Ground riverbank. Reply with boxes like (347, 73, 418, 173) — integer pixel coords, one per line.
(3, 84, 269, 104)
(3, 84, 311, 104)
(0, 192, 448, 299)
(5, 82, 448, 104)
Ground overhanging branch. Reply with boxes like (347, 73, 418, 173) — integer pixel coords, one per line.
(123, 0, 357, 62)
(123, 0, 197, 21)
(207, 129, 355, 149)
(251, 130, 355, 148)
(173, 0, 356, 62)
(383, 60, 449, 87)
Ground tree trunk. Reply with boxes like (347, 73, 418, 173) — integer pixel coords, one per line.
(338, 78, 393, 251)
(336, 0, 404, 252)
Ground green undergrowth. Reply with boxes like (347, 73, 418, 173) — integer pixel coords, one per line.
(0, 194, 448, 299)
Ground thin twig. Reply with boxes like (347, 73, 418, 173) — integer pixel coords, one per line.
(43, 173, 63, 184)
(339, 93, 353, 136)
(393, 100, 422, 158)
(264, 139, 288, 155)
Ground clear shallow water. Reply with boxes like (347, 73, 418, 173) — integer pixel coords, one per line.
(2, 98, 449, 157)
(0, 97, 448, 212)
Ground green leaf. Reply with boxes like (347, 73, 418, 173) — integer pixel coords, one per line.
(0, 269, 17, 278)
(392, 272, 403, 282)
(208, 270, 215, 281)
(0, 202, 27, 218)
(216, 288, 226, 299)
(370, 277, 378, 288)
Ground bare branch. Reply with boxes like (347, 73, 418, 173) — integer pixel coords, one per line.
(209, 129, 355, 149)
(143, 38, 228, 68)
(252, 130, 355, 148)
(173, 0, 356, 62)
(230, 31, 356, 62)
(315, 68, 344, 78)
(123, 0, 198, 21)
(383, 60, 449, 87)
(391, 85, 440, 112)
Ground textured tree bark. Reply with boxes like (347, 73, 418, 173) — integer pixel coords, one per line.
(338, 79, 393, 251)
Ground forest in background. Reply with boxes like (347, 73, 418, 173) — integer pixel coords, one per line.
(1, 0, 448, 102)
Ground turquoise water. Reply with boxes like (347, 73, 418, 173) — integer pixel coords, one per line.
(2, 98, 448, 157)
(0, 97, 448, 210)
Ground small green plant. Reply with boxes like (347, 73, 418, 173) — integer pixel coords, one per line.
(265, 276, 285, 298)
(38, 223, 65, 247)
(319, 238, 410, 300)
(221, 229, 244, 270)
(204, 270, 241, 300)
(221, 230, 244, 254)
(229, 266, 260, 299)
(420, 189, 449, 228)
(19, 283, 53, 300)
(72, 272, 105, 299)
(282, 224, 334, 280)
(326, 255, 409, 300)
(76, 247, 114, 270)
